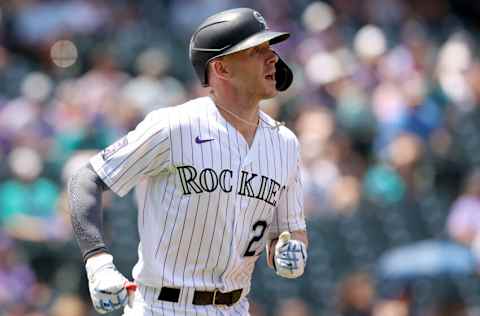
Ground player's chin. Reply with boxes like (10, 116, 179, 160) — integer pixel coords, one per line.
(262, 90, 278, 100)
(261, 82, 278, 99)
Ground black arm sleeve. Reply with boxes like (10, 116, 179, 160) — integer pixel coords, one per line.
(68, 163, 110, 262)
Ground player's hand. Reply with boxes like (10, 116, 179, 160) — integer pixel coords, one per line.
(274, 231, 307, 279)
(85, 253, 136, 314)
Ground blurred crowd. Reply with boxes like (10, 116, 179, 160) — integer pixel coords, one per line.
(1, 0, 480, 315)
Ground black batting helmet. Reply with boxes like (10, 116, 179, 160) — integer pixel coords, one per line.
(189, 8, 293, 91)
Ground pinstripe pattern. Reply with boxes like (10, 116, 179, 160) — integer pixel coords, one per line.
(91, 96, 304, 315)
(192, 115, 209, 291)
(172, 117, 193, 292)
(223, 122, 244, 290)
(203, 108, 223, 288)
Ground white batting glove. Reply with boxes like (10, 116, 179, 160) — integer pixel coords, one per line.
(85, 253, 136, 314)
(274, 231, 307, 279)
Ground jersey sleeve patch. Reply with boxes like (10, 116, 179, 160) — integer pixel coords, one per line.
(101, 137, 128, 161)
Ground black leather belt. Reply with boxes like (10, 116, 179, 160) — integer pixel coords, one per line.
(158, 286, 242, 306)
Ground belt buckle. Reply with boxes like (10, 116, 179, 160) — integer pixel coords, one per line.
(212, 289, 220, 305)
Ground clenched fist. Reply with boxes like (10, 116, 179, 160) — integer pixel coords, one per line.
(274, 231, 307, 279)
(85, 253, 136, 314)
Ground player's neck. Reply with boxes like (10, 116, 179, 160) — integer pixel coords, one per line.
(210, 90, 259, 118)
(210, 91, 259, 146)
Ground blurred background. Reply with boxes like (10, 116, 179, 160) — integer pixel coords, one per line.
(2, 0, 480, 315)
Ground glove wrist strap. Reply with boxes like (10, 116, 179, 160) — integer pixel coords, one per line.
(86, 253, 114, 279)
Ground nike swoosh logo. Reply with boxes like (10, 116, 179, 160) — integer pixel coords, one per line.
(195, 136, 215, 144)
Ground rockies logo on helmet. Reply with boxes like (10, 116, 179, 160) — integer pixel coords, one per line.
(253, 11, 268, 29)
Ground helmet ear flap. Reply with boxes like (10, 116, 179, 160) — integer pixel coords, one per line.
(275, 55, 293, 91)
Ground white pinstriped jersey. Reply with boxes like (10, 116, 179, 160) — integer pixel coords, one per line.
(90, 96, 305, 300)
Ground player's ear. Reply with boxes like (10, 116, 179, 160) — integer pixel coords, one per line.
(210, 58, 232, 82)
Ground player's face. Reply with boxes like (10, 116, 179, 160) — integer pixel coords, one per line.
(226, 42, 279, 100)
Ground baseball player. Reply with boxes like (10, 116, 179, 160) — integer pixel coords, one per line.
(68, 8, 308, 315)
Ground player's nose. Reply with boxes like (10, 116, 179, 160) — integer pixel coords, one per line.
(266, 48, 278, 65)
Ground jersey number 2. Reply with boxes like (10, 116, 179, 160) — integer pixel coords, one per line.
(244, 220, 268, 257)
